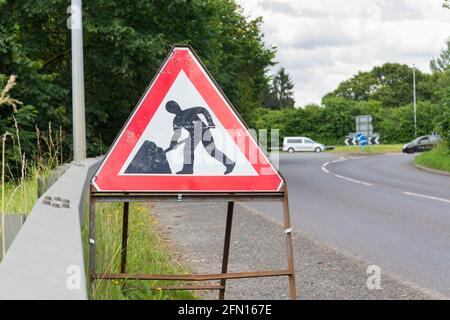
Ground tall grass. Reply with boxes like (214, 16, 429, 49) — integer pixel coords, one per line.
(82, 202, 196, 300)
(1, 75, 65, 260)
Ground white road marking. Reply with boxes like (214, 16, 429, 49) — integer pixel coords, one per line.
(321, 161, 330, 174)
(334, 174, 373, 186)
(322, 157, 373, 186)
(322, 166, 330, 174)
(402, 192, 450, 204)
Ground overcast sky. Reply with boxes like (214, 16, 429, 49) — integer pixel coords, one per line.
(239, 0, 450, 106)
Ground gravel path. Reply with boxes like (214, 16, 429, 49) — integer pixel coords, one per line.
(151, 202, 437, 300)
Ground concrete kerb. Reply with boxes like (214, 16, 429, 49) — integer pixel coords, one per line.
(413, 162, 450, 176)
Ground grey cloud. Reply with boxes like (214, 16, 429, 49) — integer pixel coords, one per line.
(376, 0, 425, 21)
(291, 33, 358, 49)
(258, 0, 299, 16)
(258, 0, 332, 18)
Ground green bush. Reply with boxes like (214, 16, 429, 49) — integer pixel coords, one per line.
(415, 143, 450, 173)
(254, 100, 443, 146)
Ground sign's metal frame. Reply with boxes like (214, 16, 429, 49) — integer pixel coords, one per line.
(88, 183, 297, 300)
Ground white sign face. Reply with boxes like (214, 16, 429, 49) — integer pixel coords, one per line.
(119, 71, 257, 176)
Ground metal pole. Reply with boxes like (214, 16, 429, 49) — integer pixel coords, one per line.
(71, 0, 86, 161)
(88, 197, 96, 284)
(219, 202, 234, 300)
(120, 202, 130, 273)
(282, 186, 297, 300)
(413, 64, 417, 138)
(1, 136, 5, 258)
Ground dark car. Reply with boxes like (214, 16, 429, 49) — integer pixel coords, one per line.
(402, 135, 441, 154)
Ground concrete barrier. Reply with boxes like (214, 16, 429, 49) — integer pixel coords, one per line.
(1, 214, 27, 256)
(0, 158, 101, 300)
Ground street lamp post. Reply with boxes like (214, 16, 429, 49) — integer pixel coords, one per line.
(413, 64, 417, 138)
(71, 0, 86, 161)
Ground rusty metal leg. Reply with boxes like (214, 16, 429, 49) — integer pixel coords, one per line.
(219, 201, 234, 300)
(88, 197, 96, 286)
(282, 189, 297, 300)
(120, 202, 130, 273)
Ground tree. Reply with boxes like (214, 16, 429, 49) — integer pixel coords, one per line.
(323, 63, 433, 108)
(263, 67, 295, 109)
(431, 40, 450, 145)
(430, 38, 450, 73)
(0, 0, 276, 158)
(434, 70, 450, 145)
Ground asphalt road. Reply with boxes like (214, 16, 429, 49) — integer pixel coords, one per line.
(249, 152, 450, 298)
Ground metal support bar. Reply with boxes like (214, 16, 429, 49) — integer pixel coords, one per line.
(88, 197, 96, 282)
(282, 187, 297, 300)
(124, 284, 225, 291)
(219, 201, 234, 300)
(120, 202, 130, 273)
(90, 192, 285, 203)
(92, 269, 291, 281)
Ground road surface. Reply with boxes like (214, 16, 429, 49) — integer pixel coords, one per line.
(249, 152, 450, 298)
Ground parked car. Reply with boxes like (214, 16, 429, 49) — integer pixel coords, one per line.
(402, 135, 441, 154)
(283, 136, 325, 153)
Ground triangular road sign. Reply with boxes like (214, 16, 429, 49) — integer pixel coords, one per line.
(92, 45, 283, 192)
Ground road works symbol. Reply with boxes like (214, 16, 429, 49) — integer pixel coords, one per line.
(92, 46, 282, 192)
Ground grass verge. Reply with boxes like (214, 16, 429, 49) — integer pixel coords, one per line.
(1, 166, 53, 260)
(328, 144, 403, 153)
(415, 144, 450, 173)
(82, 202, 196, 300)
(3, 166, 52, 214)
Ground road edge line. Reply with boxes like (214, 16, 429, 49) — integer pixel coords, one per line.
(402, 191, 450, 204)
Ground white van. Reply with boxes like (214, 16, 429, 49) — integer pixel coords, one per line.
(283, 137, 325, 153)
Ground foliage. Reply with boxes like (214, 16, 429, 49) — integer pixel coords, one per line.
(0, 0, 275, 159)
(434, 74, 450, 145)
(431, 46, 450, 145)
(430, 38, 450, 73)
(323, 63, 434, 108)
(256, 37, 450, 146)
(254, 99, 443, 146)
(263, 67, 295, 109)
